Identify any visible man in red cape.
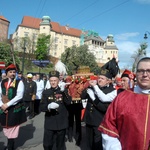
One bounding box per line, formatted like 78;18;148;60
98;57;150;150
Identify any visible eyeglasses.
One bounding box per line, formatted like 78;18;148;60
136;69;150;75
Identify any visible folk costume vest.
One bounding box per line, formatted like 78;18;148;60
0;78;27;127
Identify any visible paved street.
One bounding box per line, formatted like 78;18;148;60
0;112;87;150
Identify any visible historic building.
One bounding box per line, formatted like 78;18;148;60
0;16;10;42
12;15;118;64
83;31;118;64
12;16;81;58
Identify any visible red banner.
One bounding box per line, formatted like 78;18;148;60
0;62;5;69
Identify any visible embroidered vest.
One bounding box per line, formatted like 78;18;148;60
1;78;20;100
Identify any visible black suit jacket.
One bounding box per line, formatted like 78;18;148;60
81;84;115;126
40;86;71;130
23;80;37;101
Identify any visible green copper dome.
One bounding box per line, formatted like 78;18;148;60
107;34;114;42
40;16;51;25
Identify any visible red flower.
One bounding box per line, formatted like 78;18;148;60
75;79;79;84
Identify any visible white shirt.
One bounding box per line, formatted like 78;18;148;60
35;79;44;99
93;85;117;102
45;80;51;90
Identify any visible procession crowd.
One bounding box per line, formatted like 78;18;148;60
0;57;150;150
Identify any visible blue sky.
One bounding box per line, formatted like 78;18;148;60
1;0;150;69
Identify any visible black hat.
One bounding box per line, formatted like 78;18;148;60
101;58;120;78
18;71;22;74
49;71;60;78
100;69;112;79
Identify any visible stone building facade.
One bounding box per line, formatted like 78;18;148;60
12;15;118;64
0;16;10;42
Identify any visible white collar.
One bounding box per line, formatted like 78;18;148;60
134;85;150;94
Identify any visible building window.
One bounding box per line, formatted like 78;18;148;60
24;32;29;37
72;40;76;45
32;33;37;40
55;37;59;43
64;46;67;50
55;44;58;50
64;39;68;45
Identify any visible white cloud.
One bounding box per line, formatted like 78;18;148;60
116;40;150;69
115;32;139;40
116;41;139;68
116;41;139;54
136;0;150;4
114;32;142;68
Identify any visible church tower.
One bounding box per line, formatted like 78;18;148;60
39;16;51;35
104;34;118;61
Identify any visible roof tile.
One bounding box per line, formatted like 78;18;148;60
0;16;9;22
20;16;82;37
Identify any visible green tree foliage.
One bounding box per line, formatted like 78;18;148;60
61;45;100;75
0;42;20;66
35;34;50;60
131;42;147;72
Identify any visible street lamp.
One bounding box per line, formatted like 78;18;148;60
144;31;150;39
22;38;26;74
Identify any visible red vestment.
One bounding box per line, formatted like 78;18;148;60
98;90;150;150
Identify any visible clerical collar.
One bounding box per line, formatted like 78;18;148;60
134;85;150;94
